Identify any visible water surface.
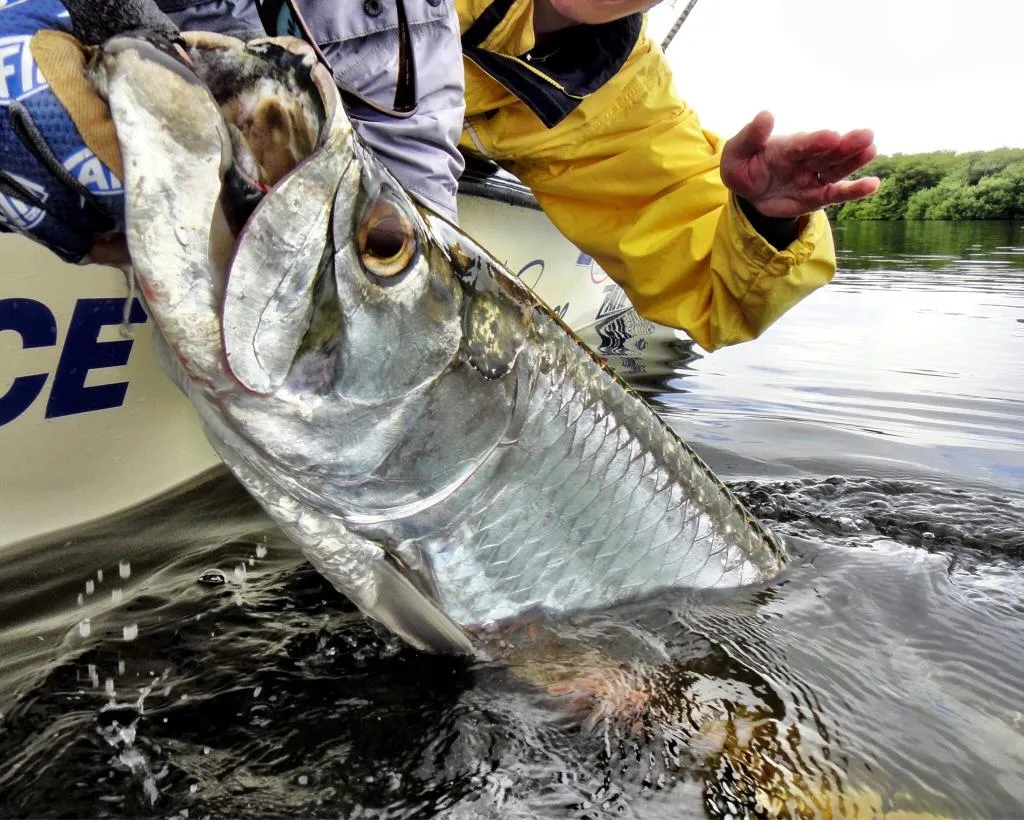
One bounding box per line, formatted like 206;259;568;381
1;221;1023;818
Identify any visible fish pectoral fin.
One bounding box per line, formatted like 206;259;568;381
364;557;477;656
214;449;474;656
301;533;475;657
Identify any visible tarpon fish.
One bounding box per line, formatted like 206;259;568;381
90;34;786;655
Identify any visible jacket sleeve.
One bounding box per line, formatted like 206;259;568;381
503;36;837;353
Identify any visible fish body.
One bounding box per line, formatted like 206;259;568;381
92;34;785;654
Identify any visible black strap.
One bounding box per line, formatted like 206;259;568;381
0;170;49;215
253;0;418;119
7;102;114;230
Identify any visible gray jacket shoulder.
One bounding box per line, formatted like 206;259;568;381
161;0;465;221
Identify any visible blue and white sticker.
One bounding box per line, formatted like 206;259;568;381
63;147;123;196
0;34;47;105
0;172;47;231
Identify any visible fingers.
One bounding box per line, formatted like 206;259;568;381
818;176;881;207
724;119;879;216
804;128;875;170
788;128;877;192
837;128;875;155
782;130;842;164
729;110;775;158
817;144;877;185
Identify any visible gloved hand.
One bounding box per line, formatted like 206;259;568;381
0;0;180;264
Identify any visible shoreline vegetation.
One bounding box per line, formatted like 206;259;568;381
827;148;1024;222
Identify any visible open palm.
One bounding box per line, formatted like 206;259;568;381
721;111;880;219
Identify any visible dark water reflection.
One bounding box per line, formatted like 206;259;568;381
2;222;1024;818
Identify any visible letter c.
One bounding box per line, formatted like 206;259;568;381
0;298;57;426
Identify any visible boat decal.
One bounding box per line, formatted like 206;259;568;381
0;296;148;426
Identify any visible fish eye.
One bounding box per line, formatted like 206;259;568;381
357;190;417;279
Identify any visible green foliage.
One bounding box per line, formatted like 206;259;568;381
829;148;1024;221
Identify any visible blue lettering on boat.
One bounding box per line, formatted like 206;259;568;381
0;296;148;426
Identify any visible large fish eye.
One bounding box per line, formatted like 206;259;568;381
357;188;418;280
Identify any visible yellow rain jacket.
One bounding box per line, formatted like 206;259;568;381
456;0;837;352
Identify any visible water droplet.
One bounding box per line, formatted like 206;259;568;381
105;678;115;696
85;580;95;595
253;686;262;699
118;660;126;675
197;569;227;587
190;783;198;794
77;593;84;606
922;531;936;541
297;775;309;786
255;544;268;559
123;624;139;641
97;569;104;583
78;618;92;638
119;561;131;579
111;588;123;604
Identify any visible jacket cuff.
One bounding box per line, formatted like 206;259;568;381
727;192;822;276
736;196;800;251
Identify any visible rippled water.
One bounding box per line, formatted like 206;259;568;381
2;221;1024;818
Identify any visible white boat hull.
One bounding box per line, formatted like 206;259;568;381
0;189;633;548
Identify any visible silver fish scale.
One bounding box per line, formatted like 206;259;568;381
96;34;785;649
415;309;784;626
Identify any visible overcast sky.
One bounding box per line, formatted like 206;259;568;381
654;0;1023;155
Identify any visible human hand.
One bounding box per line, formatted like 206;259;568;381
0;0;187;265
720;111;880;219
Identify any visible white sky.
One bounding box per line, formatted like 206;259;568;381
656;0;1024;155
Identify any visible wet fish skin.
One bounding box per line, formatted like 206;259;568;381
93;34;476;655
94;34;785;655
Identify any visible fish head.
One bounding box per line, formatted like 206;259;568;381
90;32;537;654
225;112;470;405
92;24;534;429
87;32;340;383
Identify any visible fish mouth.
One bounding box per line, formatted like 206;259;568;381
182;32;334;232
201;36;359;396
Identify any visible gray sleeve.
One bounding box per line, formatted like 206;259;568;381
163;0;264;38
166;0;465;223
